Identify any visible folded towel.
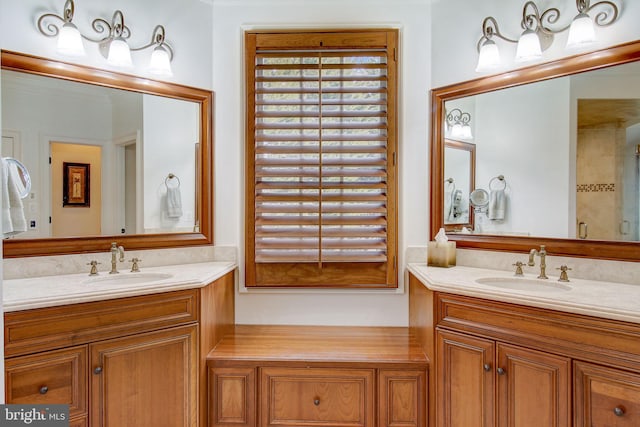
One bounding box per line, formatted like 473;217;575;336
166;186;183;218
488;189;505;220
2;158;27;238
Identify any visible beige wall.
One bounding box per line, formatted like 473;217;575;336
51;142;102;237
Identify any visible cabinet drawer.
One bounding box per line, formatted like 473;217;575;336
5;346;87;419
575;361;640;426
5;289;198;357
260;367;374;427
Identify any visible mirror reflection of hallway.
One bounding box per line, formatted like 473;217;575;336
51;142;102;237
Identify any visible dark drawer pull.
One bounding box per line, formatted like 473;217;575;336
614;406;625;417
39;386;48;395
94;366;103;374
497;367;506;375
313;399;320;406
483;364;491;372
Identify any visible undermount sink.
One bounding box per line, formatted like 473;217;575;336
475;277;571;292
84;272;173;286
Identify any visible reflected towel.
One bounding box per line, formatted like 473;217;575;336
488;189;505;220
166;186;183;218
444;189;453;221
2;158;27;238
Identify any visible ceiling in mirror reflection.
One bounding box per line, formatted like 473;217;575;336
444;60;640;243
1;69;200;240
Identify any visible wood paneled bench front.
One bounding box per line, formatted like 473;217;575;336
207;325;429;427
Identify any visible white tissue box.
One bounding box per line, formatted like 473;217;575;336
427;241;456;268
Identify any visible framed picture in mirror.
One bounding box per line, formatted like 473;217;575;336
63;162;90;207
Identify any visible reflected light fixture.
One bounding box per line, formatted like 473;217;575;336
446;109;473;140
37;0;174;76
475;0;620;73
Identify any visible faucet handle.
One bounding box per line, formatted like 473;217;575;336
512;261;526;276
87;260;101;276
556;265;571;282
130;258;142;273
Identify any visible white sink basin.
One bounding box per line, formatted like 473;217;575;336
475;277;571;292
84;272;173;286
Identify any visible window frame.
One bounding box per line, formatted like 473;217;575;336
244;28;398;288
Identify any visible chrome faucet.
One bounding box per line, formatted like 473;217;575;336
109;242;125;274
528;245;548;279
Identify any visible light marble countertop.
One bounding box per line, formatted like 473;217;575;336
407;263;640;324
3;261;237;312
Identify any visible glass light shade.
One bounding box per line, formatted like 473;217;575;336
515;29;542;62
475;39;501;72
451;123;464;138
148;45;173;76
56;22;85;57
566;13;596;49
107;37;133;67
460;124;473;140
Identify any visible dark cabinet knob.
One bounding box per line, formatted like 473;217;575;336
613;406;625;417
497;367;506;375
94;366;103;374
314;399;320;406
39;386;48;394
483;364;491;372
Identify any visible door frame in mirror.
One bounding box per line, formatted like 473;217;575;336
1;50;213;258
430;40;640;262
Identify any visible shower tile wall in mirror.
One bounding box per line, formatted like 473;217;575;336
444;60;640;243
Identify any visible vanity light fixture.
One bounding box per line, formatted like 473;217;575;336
476;0;620;72
446;109;473;140
37;0;174;76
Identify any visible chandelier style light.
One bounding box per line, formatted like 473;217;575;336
37;0;174;76
446;109;473;140
475;0;620;73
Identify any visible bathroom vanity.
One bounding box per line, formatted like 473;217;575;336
3;262;235;427
408;265;640;427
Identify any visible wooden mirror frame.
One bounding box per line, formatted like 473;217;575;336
443;139;476;232
430;40;640;262
1;50;214;258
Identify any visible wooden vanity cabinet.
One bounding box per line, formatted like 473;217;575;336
436;329;570;427
207;325;428;427
408;273;640;427
574;361;640;427
4;271;235;427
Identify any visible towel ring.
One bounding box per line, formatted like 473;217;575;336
165;173;181;189
4;157;31;199
489;175;506;191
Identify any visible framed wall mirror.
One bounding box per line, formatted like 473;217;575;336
431;40;640;262
1;51;213;257
444;140;475;231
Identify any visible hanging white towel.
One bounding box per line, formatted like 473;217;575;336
166;186;183;218
2;158;27;238
444;188;453;221
488;189;506;220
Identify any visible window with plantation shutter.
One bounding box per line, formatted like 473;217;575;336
245;29;398;288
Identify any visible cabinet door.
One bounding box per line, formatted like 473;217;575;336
379;369;427;427
90;325;198;427
5;345;87;419
209;367;256;427
575;361;640;427
496;343;570;427
437;329;495;427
